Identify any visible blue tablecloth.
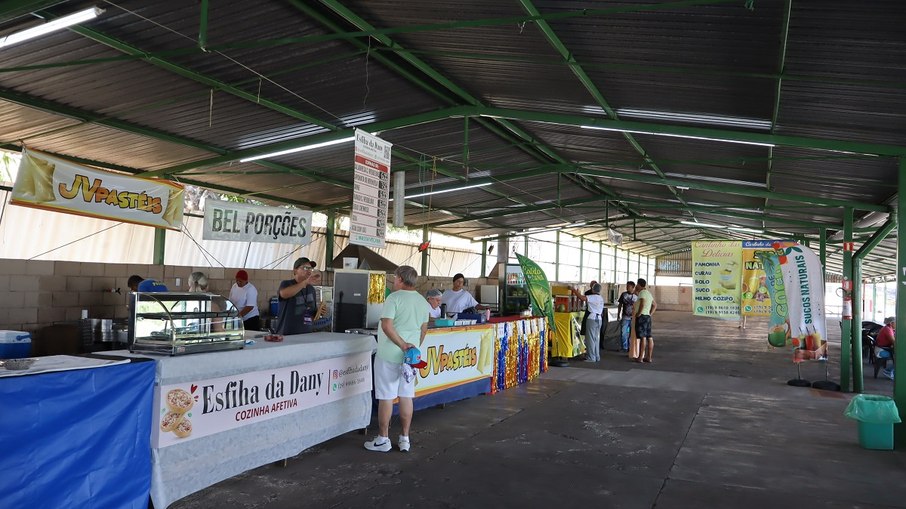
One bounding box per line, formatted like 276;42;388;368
0;359;155;508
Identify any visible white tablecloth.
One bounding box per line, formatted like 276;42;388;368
110;332;376;508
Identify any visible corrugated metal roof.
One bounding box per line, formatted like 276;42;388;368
0;0;903;278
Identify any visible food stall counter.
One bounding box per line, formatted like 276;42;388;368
111;331;375;509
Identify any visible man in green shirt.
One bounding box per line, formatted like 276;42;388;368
634;278;657;363
365;265;428;453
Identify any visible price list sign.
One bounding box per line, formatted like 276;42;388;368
350;130;392;248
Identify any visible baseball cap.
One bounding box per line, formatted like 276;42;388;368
293;257;316;269
404;347;428;369
236;270;249;280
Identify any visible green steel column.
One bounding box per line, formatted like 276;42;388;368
852;258;864;393
819;227;827;268
198;0;209;49
326;209;335;268
613;245;618;283
896;157;906;447
840;207;854;392
421;225;429;277
598;241;603;283
524;235;528;259
153;228;165;265
481;240;488;278
637;253;641;278
579;236;584;284
555;231;560;282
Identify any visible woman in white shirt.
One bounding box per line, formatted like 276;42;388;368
426;288;443;320
440;273;480;314
573;283;604;362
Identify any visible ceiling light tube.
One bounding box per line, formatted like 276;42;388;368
581;125;775;148
728;226;764;234
239;136;355;162
392;182;492;201
0;7;103;49
680;220;725;229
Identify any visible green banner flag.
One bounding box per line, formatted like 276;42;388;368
515;253;556;331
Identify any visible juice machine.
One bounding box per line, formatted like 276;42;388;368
332;269;386;332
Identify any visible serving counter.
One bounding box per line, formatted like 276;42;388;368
112;331;375;509
0;357;155;508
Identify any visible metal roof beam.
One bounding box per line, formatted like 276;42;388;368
0;87;354;190
475;107;906;157
518;0;693;212
314;0;637;217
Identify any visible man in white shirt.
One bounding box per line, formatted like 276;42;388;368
440;273;480;314
229;270;260;331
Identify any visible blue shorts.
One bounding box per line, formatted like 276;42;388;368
635;315;652;338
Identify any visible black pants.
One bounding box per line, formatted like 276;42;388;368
243;316;261;331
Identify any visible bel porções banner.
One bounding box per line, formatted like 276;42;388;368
203;200;313;245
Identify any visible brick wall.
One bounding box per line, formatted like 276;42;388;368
0;260;498;334
0;257;690;334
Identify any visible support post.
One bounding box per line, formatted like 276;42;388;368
326;208;335;269
198;0;209;50
840;207;853;392
481;240;488;278
153;228;165;265
896;157;906;447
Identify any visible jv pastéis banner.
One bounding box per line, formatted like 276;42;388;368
152;351;371;448
11;148;184;229
203;200;313;245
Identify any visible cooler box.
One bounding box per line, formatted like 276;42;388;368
0;330;32;359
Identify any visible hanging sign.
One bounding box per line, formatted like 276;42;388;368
11;148;183;229
350;129;391;249
203;200;312;245
691;240;742;319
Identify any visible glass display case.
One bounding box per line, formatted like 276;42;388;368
129;292;245;356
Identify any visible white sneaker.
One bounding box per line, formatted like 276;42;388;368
364;436;391;452
398;435;411;452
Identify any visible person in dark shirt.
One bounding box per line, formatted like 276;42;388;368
276;257;318;335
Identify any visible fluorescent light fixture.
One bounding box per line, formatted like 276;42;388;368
616;108;772;130
581;125;775;148
391;182;492;201
0;7;103;49
636;169;766;188
681;220;725;229
239;136;355;162
728;226;764;234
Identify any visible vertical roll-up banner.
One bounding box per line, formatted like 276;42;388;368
756;249;791;348
775;242;827;362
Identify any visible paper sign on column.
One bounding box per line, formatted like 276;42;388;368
350;130;392;249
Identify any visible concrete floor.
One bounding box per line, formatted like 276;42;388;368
171;311;904;509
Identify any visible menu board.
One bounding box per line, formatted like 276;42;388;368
350;130;392;248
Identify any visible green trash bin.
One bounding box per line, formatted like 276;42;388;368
844;394;902;450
